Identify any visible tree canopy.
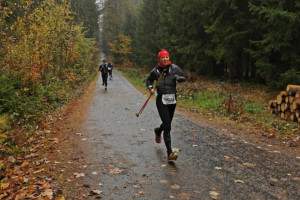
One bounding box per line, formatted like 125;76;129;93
100;0;300;88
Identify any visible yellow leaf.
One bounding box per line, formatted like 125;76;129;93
171;184;181;189
243;163;256;167
235;179;244;183
21;160;29;168
0;182;10;190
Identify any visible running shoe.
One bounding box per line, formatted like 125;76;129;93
168;153;178;161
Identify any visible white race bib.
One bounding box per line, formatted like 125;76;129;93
108;67;112;70
162;94;176;105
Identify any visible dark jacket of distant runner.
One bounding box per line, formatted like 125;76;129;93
99;63;108;74
146;64;186;94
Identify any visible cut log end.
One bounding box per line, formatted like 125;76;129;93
286;85;300;92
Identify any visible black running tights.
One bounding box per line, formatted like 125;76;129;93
102;73;108;87
156;94;176;155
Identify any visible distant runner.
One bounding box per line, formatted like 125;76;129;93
146;50;186;160
108;62;113;79
99;59;109;90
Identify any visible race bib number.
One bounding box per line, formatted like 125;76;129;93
108;67;112;70
162;94;176;105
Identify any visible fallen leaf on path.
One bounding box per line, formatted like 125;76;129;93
134;191;145;197
209;191;219;199
92;172;97;175
178;192;191;199
292;177;300;181
74;173;85;178
0;182;10;190
33;168;44;174
98;183;103;186
235;180;244;183
269;178;278;182
0;194;8;199
224;156;230;160
23;177;29;183
90;190;102;195
170;195;176;199
133;184;142;189
190;129;196;133
102;155;111;159
192;145;198;147
215;167;222;170
161;164;167;167
243;163;256;167
109;168;123;174
8;156;16;163
172;148;180;152
21;160;30;168
15;190;28;200
41;189;53;199
171;184;181;189
160;179;168;184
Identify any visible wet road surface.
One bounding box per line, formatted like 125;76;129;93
78;71;300;200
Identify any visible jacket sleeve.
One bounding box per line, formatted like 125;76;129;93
99;64;102;71
174;65;186;83
146;68;160;90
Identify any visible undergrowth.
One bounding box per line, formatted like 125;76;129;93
116;66;299;138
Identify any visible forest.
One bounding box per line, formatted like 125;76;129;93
0;0;100;131
0;0;299;138
100;0;300;88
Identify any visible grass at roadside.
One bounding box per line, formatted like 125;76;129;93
116;66;299;139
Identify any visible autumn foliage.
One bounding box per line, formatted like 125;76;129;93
0;0;98;127
0;0;99;198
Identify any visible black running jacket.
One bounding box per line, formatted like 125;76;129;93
146;64;186;94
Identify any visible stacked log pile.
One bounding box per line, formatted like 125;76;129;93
268;85;300;124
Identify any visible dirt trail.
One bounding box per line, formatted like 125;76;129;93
46;71;300;200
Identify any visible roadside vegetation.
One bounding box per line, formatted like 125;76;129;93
116;66;299;139
0;1;100;198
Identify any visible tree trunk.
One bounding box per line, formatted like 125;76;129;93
288;96;295;103
296;110;300;118
289;112;296;122
284;111;291;120
269;87;300;123
281;103;286;112
286;85;300;92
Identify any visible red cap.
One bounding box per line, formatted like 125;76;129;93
158;50;169;58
